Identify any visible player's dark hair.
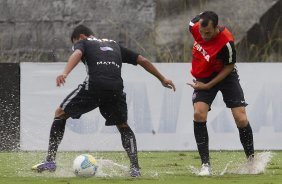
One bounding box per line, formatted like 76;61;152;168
71;25;94;43
199;11;218;28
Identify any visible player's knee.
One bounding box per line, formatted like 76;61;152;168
194;110;207;122
55;107;66;119
116;123;129;129
234;116;248;128
232;107;248;127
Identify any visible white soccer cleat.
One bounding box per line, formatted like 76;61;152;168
198;163;211;176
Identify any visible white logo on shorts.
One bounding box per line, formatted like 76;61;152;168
100;47;113;51
192;92;197;101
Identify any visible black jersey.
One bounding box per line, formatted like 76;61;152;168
73;37;139;90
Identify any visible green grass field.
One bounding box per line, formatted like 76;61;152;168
0;151;281;184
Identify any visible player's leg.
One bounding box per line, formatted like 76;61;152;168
99;90;140;177
31;107;68;172
231;106;254;159
192;85;218;176
116;123;140;177
193;102;210;165
32;83;98;172
46;107;69;162
220;71;254;159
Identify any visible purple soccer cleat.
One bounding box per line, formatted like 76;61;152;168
130;168;141;177
32;161;57;172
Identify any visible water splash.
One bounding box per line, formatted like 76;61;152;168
188;165;200;175
95;159;128;177
17;158;129;178
188;152;273;176
219;162;231;175
224;152;273;175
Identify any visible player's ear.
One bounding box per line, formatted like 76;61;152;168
79;34;87;40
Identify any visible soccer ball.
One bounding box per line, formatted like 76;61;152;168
73;154;98;177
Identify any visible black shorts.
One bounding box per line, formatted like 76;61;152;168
60;83;127;126
192;70;248;109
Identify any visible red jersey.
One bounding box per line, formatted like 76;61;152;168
190;22;234;78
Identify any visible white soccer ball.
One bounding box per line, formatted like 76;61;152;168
73;154;98;177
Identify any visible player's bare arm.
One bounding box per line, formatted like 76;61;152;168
56;49;82;87
187;64;234;90
136;55;176;91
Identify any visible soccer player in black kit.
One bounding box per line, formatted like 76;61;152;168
32;25;176;177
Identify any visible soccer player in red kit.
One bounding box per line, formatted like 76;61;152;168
187;11;255;176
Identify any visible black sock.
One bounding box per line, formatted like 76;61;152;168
46;118;66;162
118;126;139;169
238;122;254;158
194;121;210;165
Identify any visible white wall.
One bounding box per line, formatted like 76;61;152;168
20;63;282;151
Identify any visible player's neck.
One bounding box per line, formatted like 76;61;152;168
212;28;220;38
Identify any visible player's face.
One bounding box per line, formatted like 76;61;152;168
199;20;217;41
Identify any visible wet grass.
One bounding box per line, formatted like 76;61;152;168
0;151;281;184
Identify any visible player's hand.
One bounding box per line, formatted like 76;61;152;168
56;74;67;87
162;78;176;91
187;79;210;90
